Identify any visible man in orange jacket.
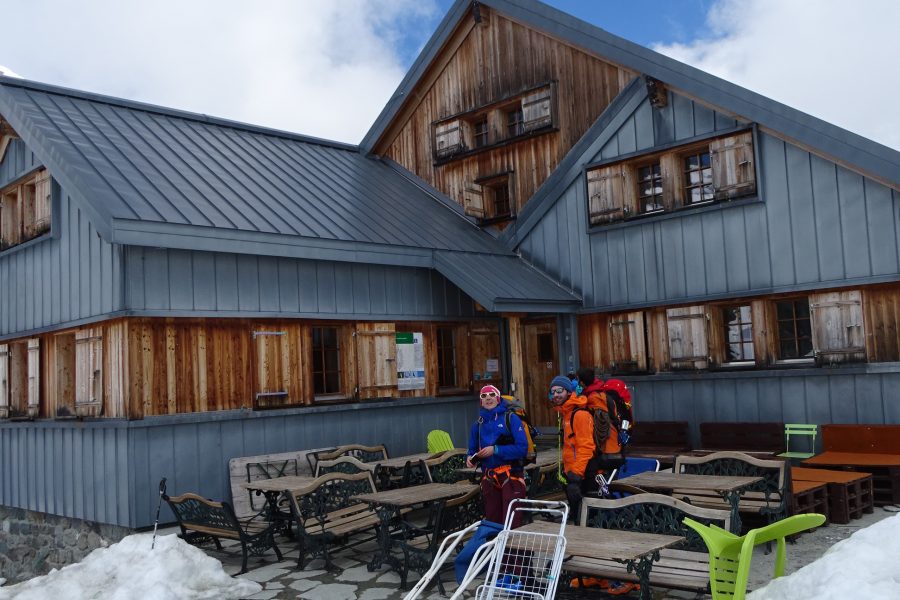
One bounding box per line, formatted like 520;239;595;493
547;374;594;518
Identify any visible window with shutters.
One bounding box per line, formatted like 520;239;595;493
312;326;342;396
465;175;515;224
809;291;866;364
436;326;458;389
774;298;813;361
585;130;756;228
720;305;755;364
75;329;103;416
0;168;52;251
431;83;556;163
666;306;709;370
608;312;648;373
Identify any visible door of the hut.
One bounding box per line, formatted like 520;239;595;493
523;320;558;427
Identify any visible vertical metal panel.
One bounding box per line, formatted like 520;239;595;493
237;254;261;312
682;216;707;296
278;258;300;312
633;100;654;150
606;230;628;306
693;102;716;136
0;190;123;336
660;219;686;298
671;93;695;140
722;209;750;292
168;251;193;310
257;256;280;312
624;227;646;303
785;145;819;283
865;180;899;275
854;373;885;423
652;98;675;146
810;155;844;281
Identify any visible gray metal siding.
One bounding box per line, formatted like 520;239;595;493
0;137;42;187
626;365;900;448
0;397;477;527
520;111;900;309
0;189;124;337
124;247;480;319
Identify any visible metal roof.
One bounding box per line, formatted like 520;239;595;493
361;0;900;192
0;76;580;313
0;76;504;255
434;251;580;312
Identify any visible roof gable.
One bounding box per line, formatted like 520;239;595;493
363;0;900;193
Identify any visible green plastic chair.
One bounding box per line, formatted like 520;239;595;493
427;429;455;454
683;513;826;600
778;424;818;460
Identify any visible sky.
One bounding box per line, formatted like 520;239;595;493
1;0;898;152
1;515;899;598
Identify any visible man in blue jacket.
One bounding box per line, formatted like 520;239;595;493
466;384;529;527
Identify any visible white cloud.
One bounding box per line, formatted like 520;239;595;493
0;0;437;144
654;0;900;151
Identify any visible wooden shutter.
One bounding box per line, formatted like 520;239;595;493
710;131;755;200
75;329;103;417
0;344;8;418
435;120;463;158
810;290;865;364
666;306;709;370
33;170;51;235
253;329;291;408
587;165;631;224
355;323;398;400
608;312;647;372
463;184;485;218
27;338;39;417
522;87;552;131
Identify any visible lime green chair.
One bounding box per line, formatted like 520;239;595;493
778;424;818;460
683;513;826;600
426;429;455;454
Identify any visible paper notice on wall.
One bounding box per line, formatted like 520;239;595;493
396;332;425;390
486;358;499;373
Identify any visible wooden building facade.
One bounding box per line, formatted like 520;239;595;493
3;0;900;529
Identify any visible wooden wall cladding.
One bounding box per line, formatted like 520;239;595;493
863;284;900;362
377;7;634;214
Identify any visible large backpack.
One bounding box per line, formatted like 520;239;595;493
569;403;615;460
496;395;538;465
602;380;634;448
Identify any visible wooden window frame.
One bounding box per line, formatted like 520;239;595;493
506;105;524;137
718;304;755;366
311;325;345;399
635;161;665;215
0;168;52;252
773;297;814;363
585;129;757;229
681;148;715;206
472;116;489;148
436;326;459;391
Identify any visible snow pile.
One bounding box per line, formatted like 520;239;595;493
0;533;262;600
749;513;900;599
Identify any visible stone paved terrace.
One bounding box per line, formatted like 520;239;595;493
162;508;894;599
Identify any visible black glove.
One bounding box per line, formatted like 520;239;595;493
565;472;582;484
565;481;583;507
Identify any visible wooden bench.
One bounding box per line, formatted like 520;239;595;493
696;421;785;456
163;491;282;574
567;494;731;594
317;443;389;463
803;424;900;505
627;421;692;468
674;451;790;527
282;471;385;570
792;466;874;523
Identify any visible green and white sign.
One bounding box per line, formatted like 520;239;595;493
396;332;425;391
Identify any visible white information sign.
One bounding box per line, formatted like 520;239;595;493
486;358;499;373
396;332;425;390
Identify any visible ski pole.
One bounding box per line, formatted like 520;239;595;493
151;477;167;550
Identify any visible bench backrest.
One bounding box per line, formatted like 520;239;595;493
580;494;730;552
675;451;788;511
425;449;468;483
630;421;691;449
699;422;785;452
165;492;240;534
315;456;374;477
822;424;900;454
229;448;329;518
285;471;377;524
317;444;389;463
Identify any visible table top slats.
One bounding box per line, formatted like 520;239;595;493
616;471;762;491
353;482;477;507
517;521;683;562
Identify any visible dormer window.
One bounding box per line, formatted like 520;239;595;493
473;117;489;148
1;168;52;251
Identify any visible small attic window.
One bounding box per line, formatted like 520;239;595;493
0;168;52;251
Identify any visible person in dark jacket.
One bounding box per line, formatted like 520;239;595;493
466;384;529;526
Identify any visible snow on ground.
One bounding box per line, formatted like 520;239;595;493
0;533;261;600
749;512;900;599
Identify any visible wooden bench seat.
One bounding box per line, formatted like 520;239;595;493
802;424;900;505
674;451;789;526
283;471;397;570
570;494;731;594
164;491;282;574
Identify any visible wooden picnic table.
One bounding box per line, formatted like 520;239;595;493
353;482;477;573
371;452;442;488
518;521;683;600
615;471;762;532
